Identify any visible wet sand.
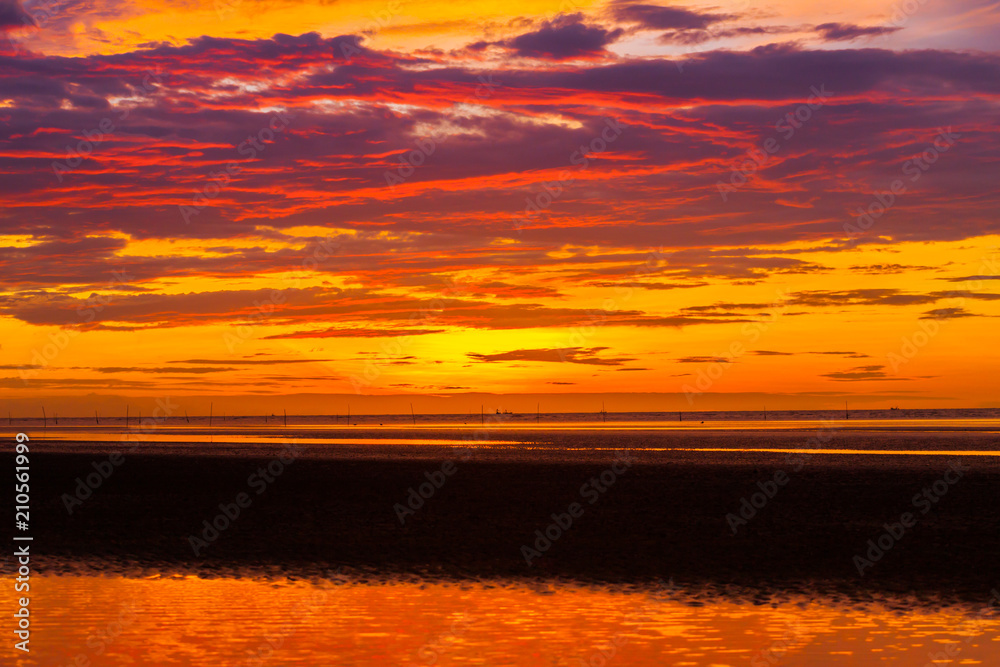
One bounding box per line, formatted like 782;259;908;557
7;428;1000;608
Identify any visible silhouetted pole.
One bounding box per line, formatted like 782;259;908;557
126;405;129;428
764;405;767;421
209;403;212;427
481;405;484;425
284;409;287;428
95;410;100;425
537;403;540;423
845;402;849;420
410;403;416;425
42;406;46;429
679;411;682;422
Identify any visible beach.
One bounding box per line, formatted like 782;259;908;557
4;419;1000;664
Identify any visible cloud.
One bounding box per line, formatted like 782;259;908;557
609;2;730;31
169;358;331;365
501;15;624;60
264;327;447;339
0;0;32;30
942;275;1000;282
675;356;732;363
786;289;1000;308
849;264;936;274
820;364;905;381
920;307;978;319
816;23;901;41
468;346;635;366
87;366;236;374
809;351;871;358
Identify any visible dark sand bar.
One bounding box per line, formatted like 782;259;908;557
9;426;1000;608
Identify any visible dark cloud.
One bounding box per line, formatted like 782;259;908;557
502;15;624;60
609;2;730;31
265;327;447;339
82;366;232;373
942;275;1000;282
816;23;901;41
920;307;978;319
849;264;936;274
0;0;32;30
820;364;902;381
809;351;871;358
674;356;732;363
169;358;331;365
468;346;634;366
786;289;1000;308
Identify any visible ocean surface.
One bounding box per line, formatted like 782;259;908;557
3;411;1000;665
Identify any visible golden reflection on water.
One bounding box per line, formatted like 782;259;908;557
4;575;1000;666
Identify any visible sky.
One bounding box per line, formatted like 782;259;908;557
1;0;999;413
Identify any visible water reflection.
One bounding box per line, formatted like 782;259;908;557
5;574;1000;666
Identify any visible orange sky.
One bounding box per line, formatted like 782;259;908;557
2;0;999;412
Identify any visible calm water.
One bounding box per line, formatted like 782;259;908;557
3;573;1000;666
5;414;1000;664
